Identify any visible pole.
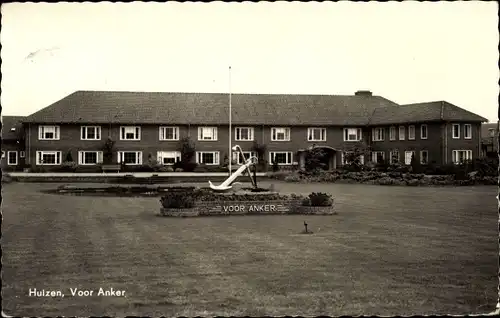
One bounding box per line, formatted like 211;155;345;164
229;66;232;177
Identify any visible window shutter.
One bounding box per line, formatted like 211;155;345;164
214;128;218;140
55;126;60;139
96;127;101;140
97;151;103;164
56;152;61;164
117;152;121;163
138;152;142;165
198;128;202;140
39;126;44;139
357;128;362;140
36;151;40;164
78;151;83;165
81;127;85;139
272;128;276;141
285;128;290;140
136;127;140;139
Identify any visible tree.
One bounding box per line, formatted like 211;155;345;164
410;152;422;173
178;136;197;171
102;137;115;164
64;150;74;162
305;147;328;173
251;142;268;171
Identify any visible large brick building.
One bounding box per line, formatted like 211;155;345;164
1;90;488;171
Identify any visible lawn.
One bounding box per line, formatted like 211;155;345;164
1;182;498;316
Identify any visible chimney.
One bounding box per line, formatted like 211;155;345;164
355;90;372;96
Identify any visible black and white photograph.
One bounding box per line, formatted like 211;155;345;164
1;1;499;316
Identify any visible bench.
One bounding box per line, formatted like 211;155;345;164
101;164;121;173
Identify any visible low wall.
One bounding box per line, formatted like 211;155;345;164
160;200;336;217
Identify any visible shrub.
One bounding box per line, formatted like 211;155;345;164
267;171;293;181
122;164;155;172
29;166;46;173
472;157;498;177
160;192;196;209
74;165;103;173
272;160;279;172
175;168;184;172
57;161;78;172
2;173;13;184
284;173;302;182
160;166;174;172
308;192;333;206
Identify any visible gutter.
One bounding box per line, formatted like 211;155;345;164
441;101;447;164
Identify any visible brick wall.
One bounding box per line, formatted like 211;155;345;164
23;122;482;168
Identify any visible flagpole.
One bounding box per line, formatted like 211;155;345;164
229;66;232;176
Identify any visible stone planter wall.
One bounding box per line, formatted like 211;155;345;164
160;199;335;217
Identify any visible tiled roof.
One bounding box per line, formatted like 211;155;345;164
1;115;25;140
369;101;487;125
22;91;487;126
23;91;399;126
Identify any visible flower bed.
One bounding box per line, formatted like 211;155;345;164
159;190;336;217
267;170;497;186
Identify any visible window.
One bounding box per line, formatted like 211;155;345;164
38;125;60;140
452;124;460;139
157;151;181;165
488;128;496;137
464;124;472;139
10;128;15;132
120;126;141;140
78;151;103;165
159;127;179;141
372;128;385;141
271;127;290;141
341;152;364;165
371;151;385;163
404;151;415;165
399;126;405;141
389;150;399;164
389;126;396;141
408;125;415;140
235;127;254;141
117;151;142;165
20;151;26;158
420;150;428;165
7;151;18;165
420;124;428;140
452;150;472;164
196;151;220;165
198;127;218;141
81;126;101;140
233;151;257;165
269;152;293;165
36;151;62;165
307;128;326;141
343;128;362;141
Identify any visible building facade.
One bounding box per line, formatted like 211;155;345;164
481;123;498;158
1;90;488;171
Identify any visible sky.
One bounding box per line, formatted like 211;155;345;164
1;1;498;122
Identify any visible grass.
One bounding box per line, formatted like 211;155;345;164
1;181;498;316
